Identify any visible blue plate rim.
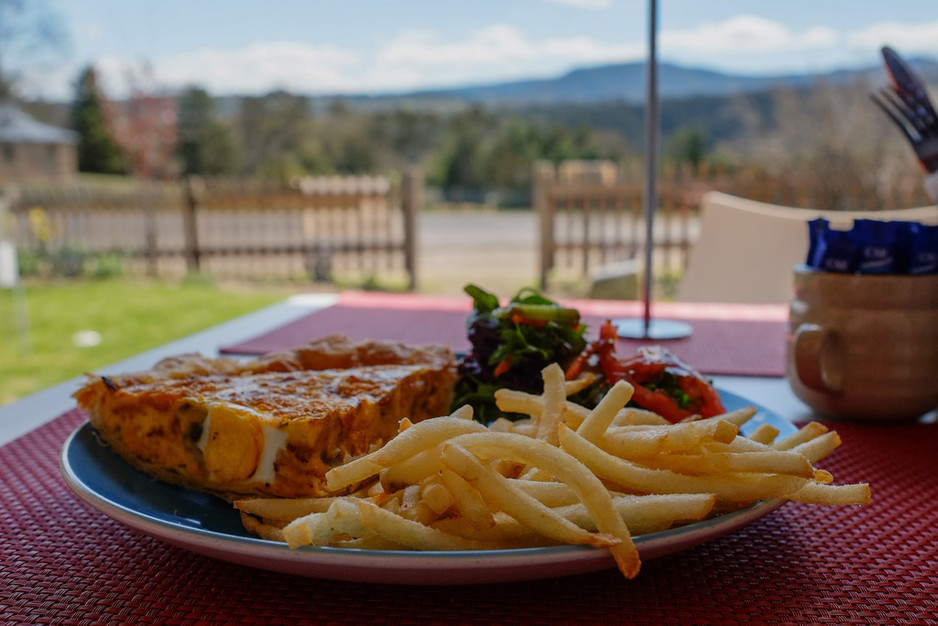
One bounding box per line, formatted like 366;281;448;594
59;388;794;583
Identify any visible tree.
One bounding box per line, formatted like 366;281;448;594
175;86;238;176
732;82;915;210
237;90;311;177
665;126;708;169
430;106;489;192
108;64;178;180
70;66;125;174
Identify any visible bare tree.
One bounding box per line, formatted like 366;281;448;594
728;80;922;210
108;64;179;180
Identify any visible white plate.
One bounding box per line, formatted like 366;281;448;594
60;389;793;585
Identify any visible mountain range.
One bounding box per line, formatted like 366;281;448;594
336;57;938;109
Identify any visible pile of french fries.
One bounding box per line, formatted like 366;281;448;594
235;364;870;579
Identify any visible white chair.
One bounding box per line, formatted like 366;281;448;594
676;191;938;304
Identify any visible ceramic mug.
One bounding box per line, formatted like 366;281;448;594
787;264;938;421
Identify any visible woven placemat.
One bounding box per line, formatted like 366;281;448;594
2;409;934;624
220;292;789;377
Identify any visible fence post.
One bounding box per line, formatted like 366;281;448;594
401;168;422;292
140;182;158;277
183;176;203;274
534;161;555;291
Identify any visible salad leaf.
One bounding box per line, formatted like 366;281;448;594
454;284;588;422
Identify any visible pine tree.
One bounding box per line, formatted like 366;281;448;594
176;86;238;176
71;66;125;174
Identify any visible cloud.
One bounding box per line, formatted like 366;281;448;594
544;0;612;8
372;24;636;76
58;14;938;100
845;19;938;55
660;15;838;55
95;42;362;96
93;23;636;96
363;24;638;91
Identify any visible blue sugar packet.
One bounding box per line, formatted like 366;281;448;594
899;223;938;274
807;218;858;273
853;219;899;274
807;218;937;274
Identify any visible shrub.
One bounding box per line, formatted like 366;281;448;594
16;249;42;277
91;252;125;279
50;246;88;278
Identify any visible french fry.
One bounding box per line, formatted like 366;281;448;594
700;435;774;453
494;386;592;430
235;496;337;522
430;513;558;547
512;479;581;507
774;421;829;451
576;380;634;443
439;467;496;529
611;408;669;426
448;430;641;578
332;535;407;550
239;511;286;542
441;442;619;549
690;405;758;427
565;374;597;395
421;477;455;515
357;500;494;551
641;449;815;478
598;418;737;458
534;364;568;445
325;414;486;491
558;493;717;535
282;511;335;548
379;443;445;486
791;431;842;463
786;481;871;505
559;424;809;504
747;423;780;445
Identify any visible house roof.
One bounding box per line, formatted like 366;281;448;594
0;102;78;145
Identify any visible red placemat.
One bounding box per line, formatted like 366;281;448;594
2;409;935;624
220;291;789;377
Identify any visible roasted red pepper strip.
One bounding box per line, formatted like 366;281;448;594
509;313;549;328
566;320;725;423
493;356;512;377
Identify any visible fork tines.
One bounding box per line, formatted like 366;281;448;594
871;86;938;142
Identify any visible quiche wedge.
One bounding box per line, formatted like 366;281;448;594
73;337;457;499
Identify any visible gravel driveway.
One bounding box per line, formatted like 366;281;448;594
418;209;540;297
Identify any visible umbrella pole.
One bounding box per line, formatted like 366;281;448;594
615;0;691;340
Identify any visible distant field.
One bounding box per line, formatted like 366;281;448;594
0;278;289;406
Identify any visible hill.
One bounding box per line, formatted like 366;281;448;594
326;57;938;110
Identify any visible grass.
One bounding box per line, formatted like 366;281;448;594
0;278;290;406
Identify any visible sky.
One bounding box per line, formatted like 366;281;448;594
22;0;938;100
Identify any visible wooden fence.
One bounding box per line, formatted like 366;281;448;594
8;171;421;290
7;159;934;294
535;159;936;292
535;161;698;292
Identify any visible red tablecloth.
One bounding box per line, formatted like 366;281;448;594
221;292;790;377
2;406;935;624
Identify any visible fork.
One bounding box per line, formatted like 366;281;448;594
871;86;938;172
870;47;938;200
882;46;938;132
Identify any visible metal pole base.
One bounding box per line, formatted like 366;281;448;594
613;318;693;340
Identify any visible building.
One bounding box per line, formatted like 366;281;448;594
0;102;78;184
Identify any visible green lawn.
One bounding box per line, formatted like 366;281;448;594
0;279;289;406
